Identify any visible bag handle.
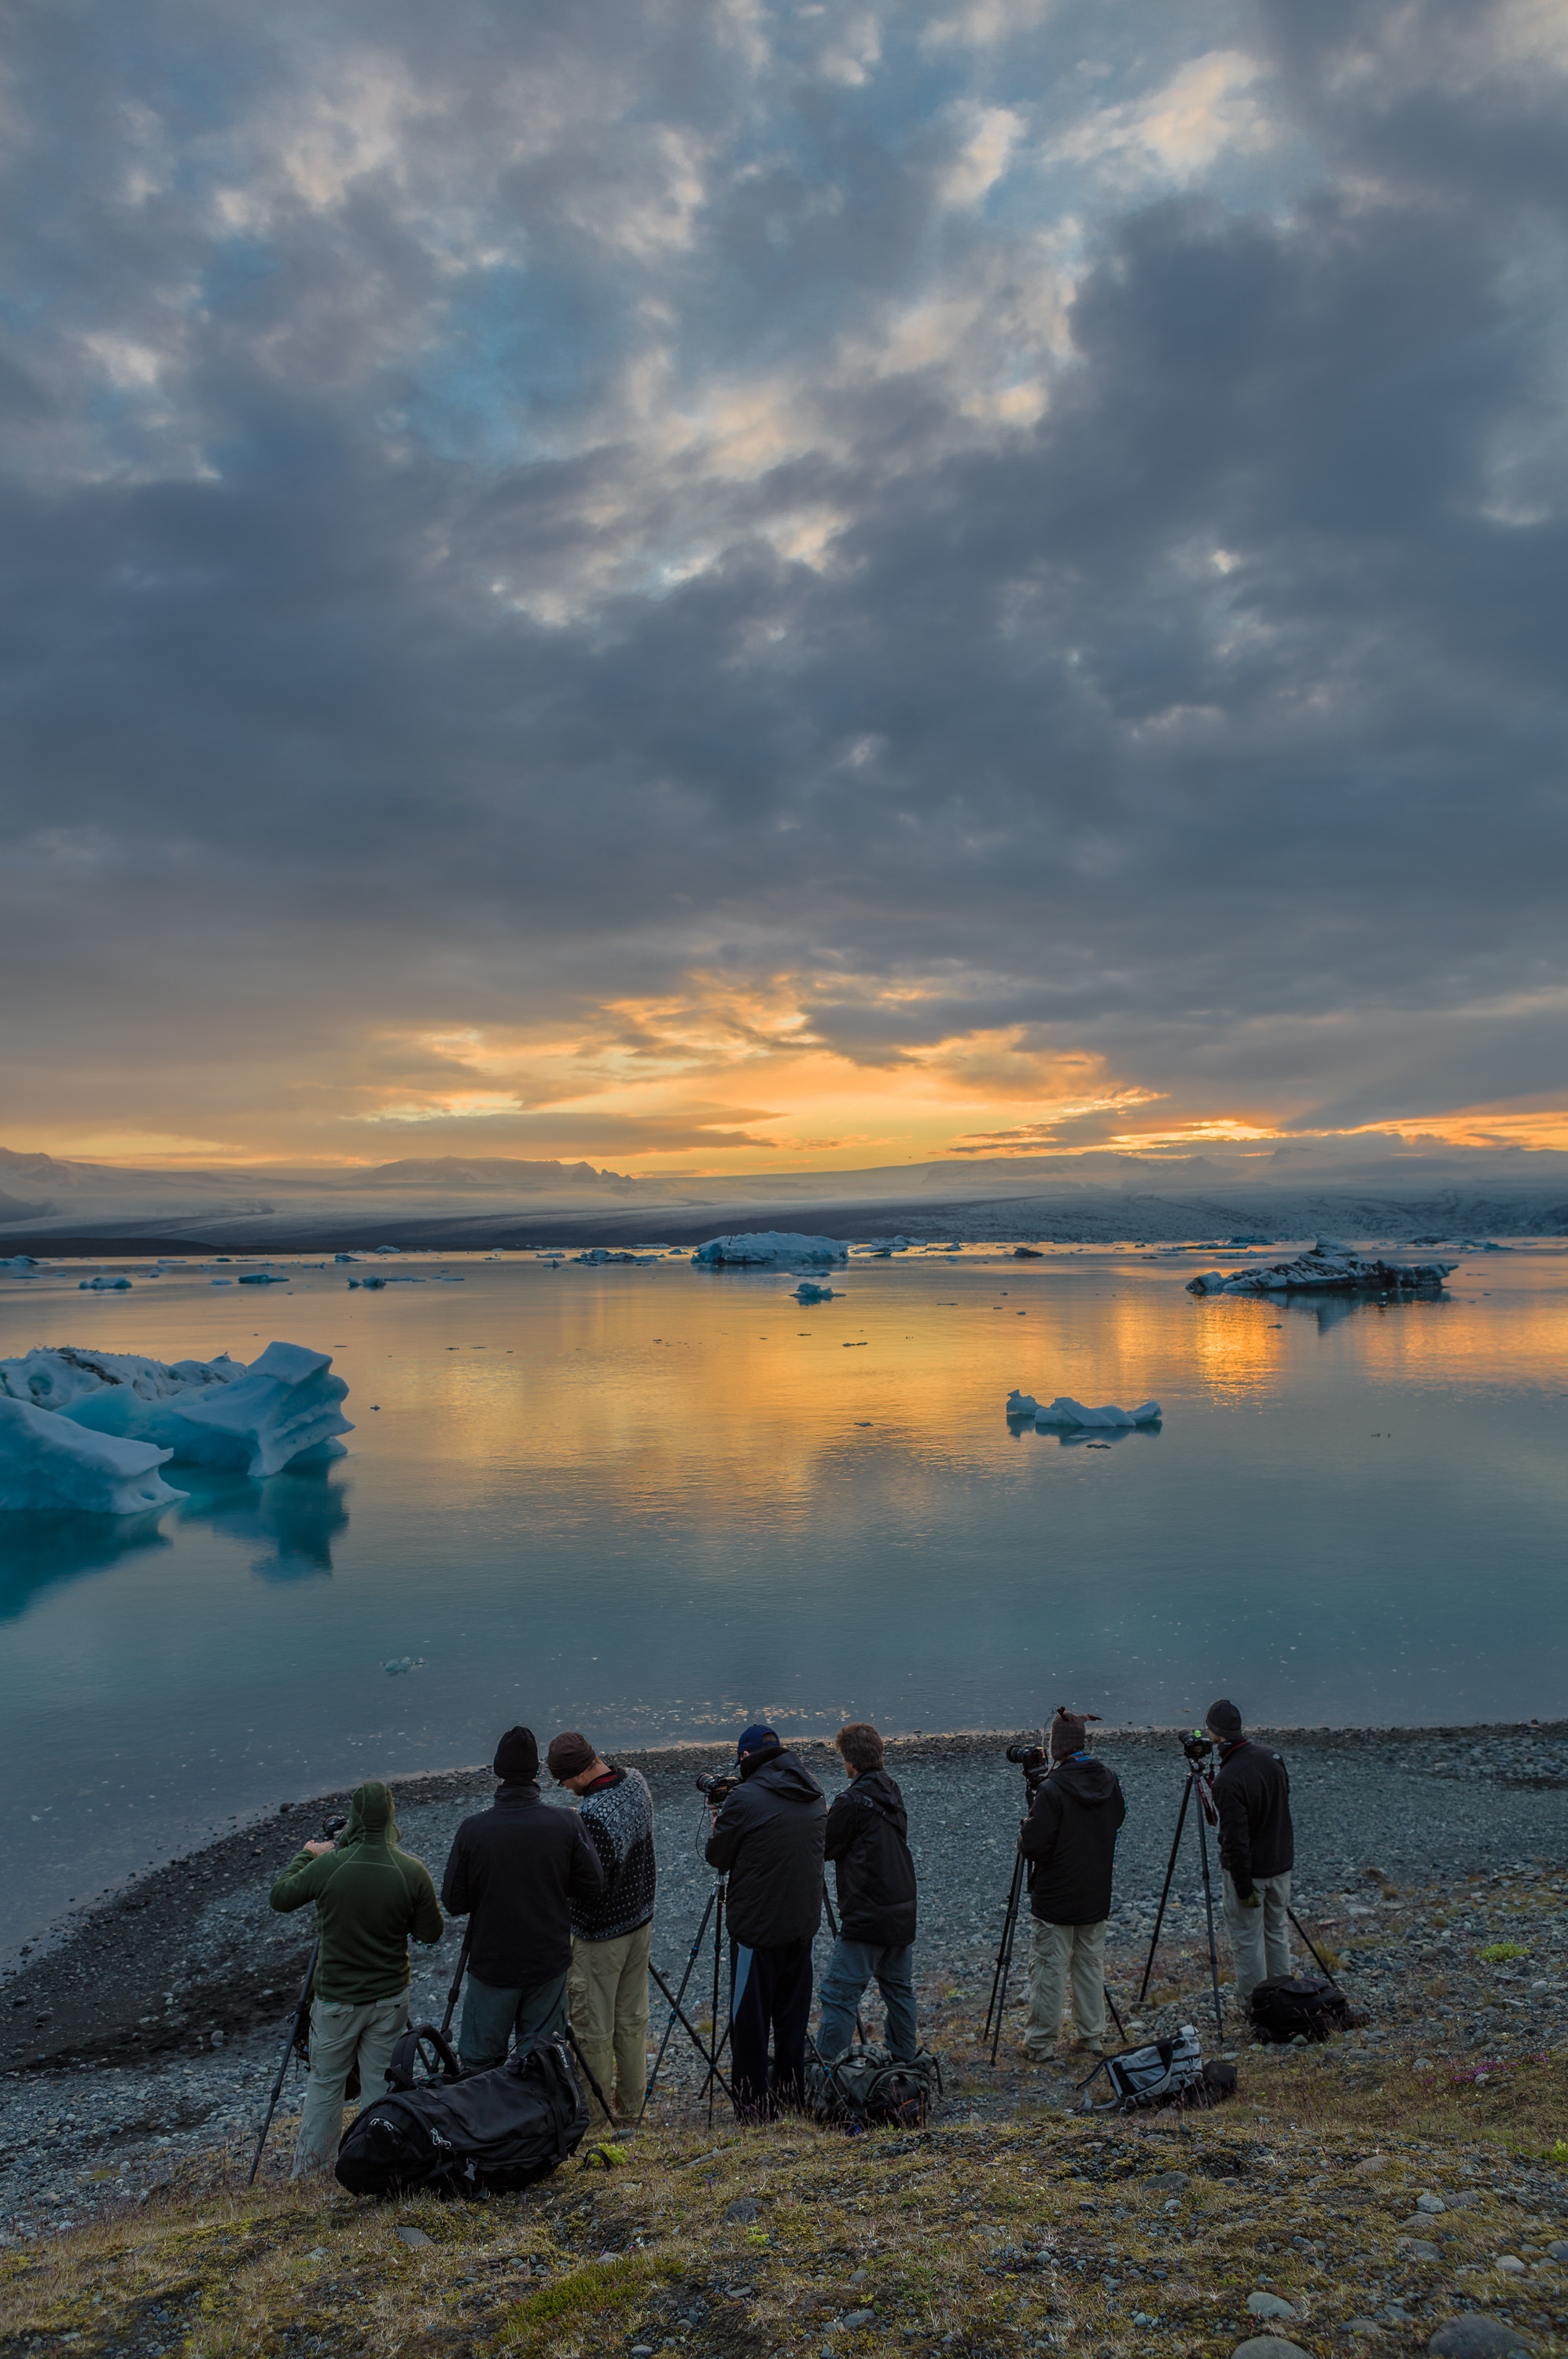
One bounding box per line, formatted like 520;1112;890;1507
385;2021;463;2092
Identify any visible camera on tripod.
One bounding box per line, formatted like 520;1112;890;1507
1181;1730;1216;1764
323;1812;348;1838
1004;1741;1049;1793
695;1770;738;1807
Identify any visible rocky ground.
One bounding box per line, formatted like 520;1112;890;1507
2;1724;1566;2255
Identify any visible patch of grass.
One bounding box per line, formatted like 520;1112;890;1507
1479;1941;1531;1961
502;2252;681;2353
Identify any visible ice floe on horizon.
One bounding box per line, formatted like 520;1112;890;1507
692;1232;850;1268
1186;1239;1456;1297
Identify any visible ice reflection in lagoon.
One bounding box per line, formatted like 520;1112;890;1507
2;1242;1566;1947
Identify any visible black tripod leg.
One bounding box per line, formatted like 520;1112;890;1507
646;1963;734;2106
985;1846;1029;2066
1194;1790;1225;2047
248;1941;318;2187
561;2022;615;2124
439;1923;473;2043
1139;1776;1193;2004
707;1882;726;2127
639;1886;719;2124
1102;1983;1126;2044
1287;1906;1334;1981
981;1844;1025;2049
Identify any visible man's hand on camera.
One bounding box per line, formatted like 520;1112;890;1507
303;1838;335;1857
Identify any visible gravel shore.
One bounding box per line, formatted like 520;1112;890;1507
4;1720;1566;2245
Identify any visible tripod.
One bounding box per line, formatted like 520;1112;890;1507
1137;1752;1226;2045
640;1877;734;2125
981;1779;1126;2067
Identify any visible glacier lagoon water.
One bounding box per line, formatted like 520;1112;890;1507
2;1243;1566;1949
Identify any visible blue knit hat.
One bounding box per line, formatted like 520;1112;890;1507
737;1723;779;1760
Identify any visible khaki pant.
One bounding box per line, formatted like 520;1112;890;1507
1222;1870;1292;1999
292;1991;407;2176
1025;1918;1106;2058
567;1921;651;2123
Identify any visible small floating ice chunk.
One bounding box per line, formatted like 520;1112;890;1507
333;1252;357;1264
792;1282;839;1304
0;1396;187;1515
1009;1391;1161;1428
693;1231;849;1268
237;1272;287;1286
79;1275;132;1290
384;1656;418;1676
6;1254;39;1269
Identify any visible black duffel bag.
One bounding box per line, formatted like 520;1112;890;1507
1249;1975;1352;2044
335;2027;588;2196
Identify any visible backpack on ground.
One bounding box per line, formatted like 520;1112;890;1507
1079;2024;1205;2113
806;2044;943;2129
1249;1976;1351;2045
334;2029;588;2196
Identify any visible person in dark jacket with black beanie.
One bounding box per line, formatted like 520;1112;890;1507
441;1726;604;2070
1019;1709;1126;2063
1206;1698;1294;1999
816;1722;918;2062
705;1723;826;2119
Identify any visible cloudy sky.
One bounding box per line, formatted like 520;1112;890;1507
2;0;1566;1174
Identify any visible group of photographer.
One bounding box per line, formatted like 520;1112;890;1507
269;1693;1293;2169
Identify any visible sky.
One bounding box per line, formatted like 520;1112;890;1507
2;0;1566;1176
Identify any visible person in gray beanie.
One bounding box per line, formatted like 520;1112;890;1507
440;1725;604;2069
1205;1698;1294;2000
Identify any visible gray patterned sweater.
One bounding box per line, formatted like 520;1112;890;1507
572;1767;657;1941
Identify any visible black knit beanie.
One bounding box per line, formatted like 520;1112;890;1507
1205;1698;1242;1740
494;1725;539;1782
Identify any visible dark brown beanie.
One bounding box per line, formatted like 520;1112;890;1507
547;1731;597;1781
493;1725;539;1782
1051;1707;1099;1760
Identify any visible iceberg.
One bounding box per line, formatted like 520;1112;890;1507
1186;1239;1456;1297
572;1247;658;1264
692;1232;850;1269
79;1275;132;1290
1007;1390;1161;1428
237;1271;288;1286
792;1282;840;1303
0;1396;187;1515
0;1341;352;1479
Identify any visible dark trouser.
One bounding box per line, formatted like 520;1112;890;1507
458;1969;569;2071
728;1936;813;2122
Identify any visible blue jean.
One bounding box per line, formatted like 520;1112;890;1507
816;1938;918;2063
458;1968;569;2071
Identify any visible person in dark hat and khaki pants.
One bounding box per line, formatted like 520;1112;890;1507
1206;1698;1294;2000
1019;1709;1125;2064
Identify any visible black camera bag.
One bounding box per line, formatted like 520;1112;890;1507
334;2030;588;2196
806;2044;942;2130
1249;1976;1351;2044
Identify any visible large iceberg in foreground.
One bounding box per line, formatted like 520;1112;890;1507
0;1396;188;1515
1186;1240;1456;1297
692;1231;850;1268
0;1341;352;1481
1007;1390;1162;1428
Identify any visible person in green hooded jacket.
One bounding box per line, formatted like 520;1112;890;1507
270;1779;443;2174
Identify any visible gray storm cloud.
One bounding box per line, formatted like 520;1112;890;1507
1;0;1565;1159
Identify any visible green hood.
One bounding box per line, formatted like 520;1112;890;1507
344;1779;398;1847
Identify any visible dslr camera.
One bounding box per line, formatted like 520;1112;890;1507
695;1770;738;1807
1181;1729;1216;1764
1004;1741;1049;1794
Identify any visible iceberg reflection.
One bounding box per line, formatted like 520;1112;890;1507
175;1464;350;1582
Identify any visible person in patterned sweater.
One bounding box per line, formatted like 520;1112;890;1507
547;1731;657;2122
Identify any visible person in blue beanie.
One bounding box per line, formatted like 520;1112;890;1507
704;1724;826;2118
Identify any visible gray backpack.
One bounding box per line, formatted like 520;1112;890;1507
1078;2024;1205;2113
806;2043;943;2129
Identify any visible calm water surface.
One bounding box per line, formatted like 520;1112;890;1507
2;1245;1566;1949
